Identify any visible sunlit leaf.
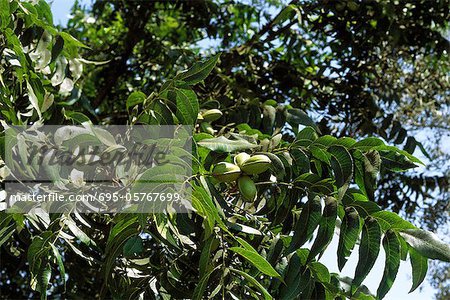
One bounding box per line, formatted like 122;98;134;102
399;229;450;262
230;244;281;278
126;91;146;110
175;54;221;85
288;196;322;252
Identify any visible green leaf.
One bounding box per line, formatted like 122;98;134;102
175;53;220;85
308;196;337;261
415;140;432;160
408;247;428;293
399;229;450;262
28;233;53;266
353;289;376;300
264;152;286;179
28;232;54;300
296;248;310;265
290;148;310;175
126;91;146;110
104;217;139;283
192;184;220;239
5;28;27;69
337;207;362;271
26;80;42;118
286;109;321;134
197;136;257;152
171;88;199;125
59;32;89;49
377;231;400;299
376;145;424;165
336;275;375;298
399;234;409;261
90;126;116;147
309;261;331;283
371;211;416;231
36;264;51;300
335;137;357;148
288;196;322;252
266;237;284;266
123;236;144;257
235;237;258;252
313;135;338;147
193;266;220;300
51;35;64;63
310;145;331;165
296;126;319;140
294;173;334;194
107;217;139;248
352;217;381;289
131;164;188;197
144;99;174;125
50;244;66;289
346;200;381;217
65;216;95;246
0;224;15;247
353;150;379;201
351;137;385;151
279;258;311;300
199;237;215;276
328;145;353;187
273;4;302;25
0;0;10;29
229;247;281;278
36;0;53;24
378;149;418;172
229;268;273;300
295;126;319;145
198;177;229;231
63;110;91;124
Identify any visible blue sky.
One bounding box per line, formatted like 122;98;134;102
49;0;91;25
47;1;440;299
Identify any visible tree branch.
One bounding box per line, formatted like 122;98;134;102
92;5;153;109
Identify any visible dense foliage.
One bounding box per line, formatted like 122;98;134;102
64;0;450;228
1;0;449;299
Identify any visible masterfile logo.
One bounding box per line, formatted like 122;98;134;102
2;124;193;213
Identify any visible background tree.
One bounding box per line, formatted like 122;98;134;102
65;0;449;226
65;2;450;294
